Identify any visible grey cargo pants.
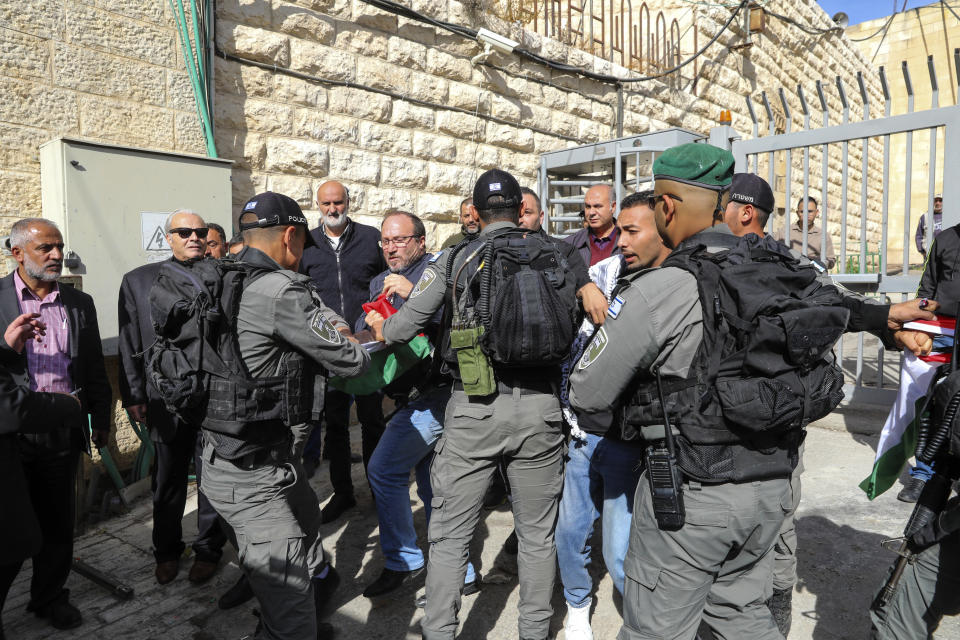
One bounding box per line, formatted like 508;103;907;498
421;387;564;640
773;444;804;591
618;474;792;640
870;531;960;639
201;438;325;640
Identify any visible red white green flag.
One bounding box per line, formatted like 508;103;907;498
859;352;940;499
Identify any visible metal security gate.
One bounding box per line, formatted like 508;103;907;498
731;56;960;404
539;128;701;236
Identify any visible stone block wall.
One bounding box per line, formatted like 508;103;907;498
215;0;887;252
0;1;208;465
0;0;892;463
847;6;960;268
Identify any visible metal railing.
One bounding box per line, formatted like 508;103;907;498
525;0;696;77
731;53;960;404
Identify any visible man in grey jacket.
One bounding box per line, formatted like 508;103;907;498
571;145;791;639
366;170;571;640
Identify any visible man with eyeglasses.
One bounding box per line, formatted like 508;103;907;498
299;181;387;523
118;209;227;587
357;211;481;603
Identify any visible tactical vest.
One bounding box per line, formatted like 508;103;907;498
148;260;324;445
619;232;849;483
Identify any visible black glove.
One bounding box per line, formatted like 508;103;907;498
909;496;960;552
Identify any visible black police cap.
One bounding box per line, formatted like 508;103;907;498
238;191;316;247
729;173;775;215
473;169;522;211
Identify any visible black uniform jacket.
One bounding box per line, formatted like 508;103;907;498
918;223;960;309
118;260;184;443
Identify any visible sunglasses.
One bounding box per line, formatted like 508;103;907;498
169;227;209;239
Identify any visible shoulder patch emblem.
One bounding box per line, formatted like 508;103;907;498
310;310;342;344
578;327;608;370
411;269;437;298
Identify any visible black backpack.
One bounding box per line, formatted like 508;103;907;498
623;232;850;463
147;258;316;434
452;229;579;368
667;232;849;436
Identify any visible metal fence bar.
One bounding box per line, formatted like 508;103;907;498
746;96;759;173
856;71;871;387
798;85;811;258
927;56;940;263
835;76;849;378
762;91;775;234
779;87;793;247
880;67;891;278
816;80;830;280
837;77;849;279
903;62;915;278
878;66;893;389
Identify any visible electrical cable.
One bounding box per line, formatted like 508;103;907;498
361;0;477;39
942;0;960;24
170;0;218;157
847;12;897;42
358;0;624;82
763;7;843;36
216;49;582;143
357;0;743;85
865;0;908;63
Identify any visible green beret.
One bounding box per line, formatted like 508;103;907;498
653;143;734;191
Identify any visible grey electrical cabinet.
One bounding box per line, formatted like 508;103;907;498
40;138;233;354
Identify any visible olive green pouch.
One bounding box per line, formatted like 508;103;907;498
450;325;496;397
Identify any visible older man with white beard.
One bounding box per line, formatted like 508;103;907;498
299;181;387;523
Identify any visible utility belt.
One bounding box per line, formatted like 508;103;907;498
208;444;289;470
452;375;555;397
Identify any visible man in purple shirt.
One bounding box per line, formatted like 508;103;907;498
563;184;620;267
0;218;111;632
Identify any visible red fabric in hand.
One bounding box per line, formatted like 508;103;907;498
362;294;398;318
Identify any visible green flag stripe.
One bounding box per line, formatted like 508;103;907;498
859;395;924;500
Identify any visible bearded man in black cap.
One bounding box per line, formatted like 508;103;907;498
365;169;579;640
199;191;370;640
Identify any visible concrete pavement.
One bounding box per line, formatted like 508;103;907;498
3;413;958;639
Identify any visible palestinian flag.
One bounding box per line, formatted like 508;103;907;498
903;315;956;336
859;352;940;499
